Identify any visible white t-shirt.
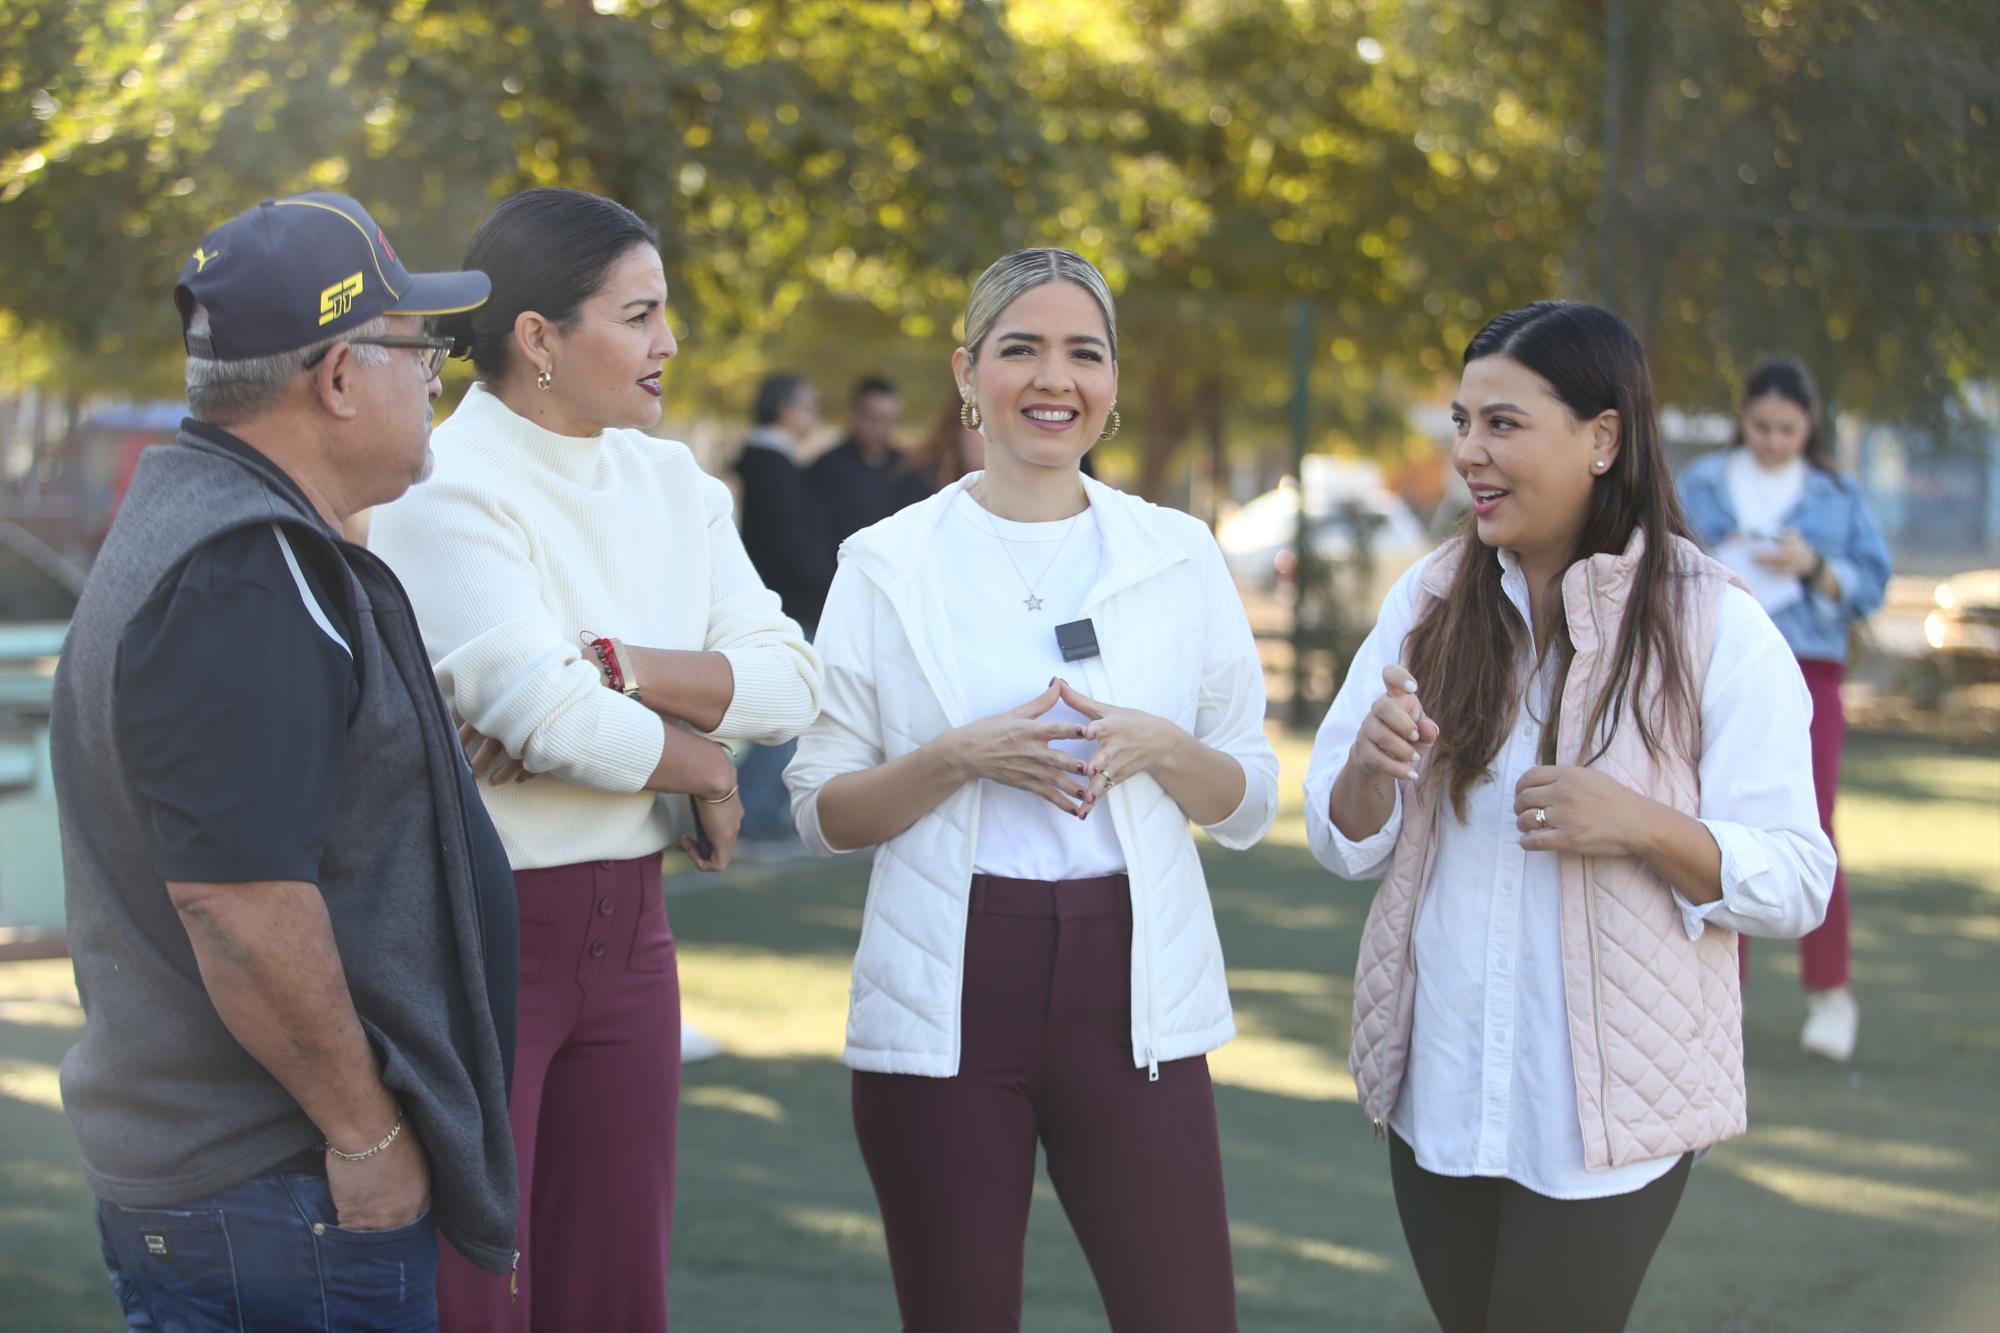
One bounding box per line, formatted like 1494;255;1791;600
941;491;1127;880
1724;449;1806;538
1717;450;1810;612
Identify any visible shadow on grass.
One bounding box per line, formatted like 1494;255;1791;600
3;733;1996;1332
1836;731;2000;804
668;1047;1434;1333
0;1013;111;1332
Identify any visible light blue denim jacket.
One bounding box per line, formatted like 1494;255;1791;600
1677;448;1892;664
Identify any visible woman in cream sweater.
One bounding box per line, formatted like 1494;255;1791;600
370;188;819;1333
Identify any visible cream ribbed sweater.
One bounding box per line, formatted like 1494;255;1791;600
369;383;822;869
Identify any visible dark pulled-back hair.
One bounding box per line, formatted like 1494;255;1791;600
1739;356;1833;471
439;188;659;378
1405;300;1700;820
753;372;809;426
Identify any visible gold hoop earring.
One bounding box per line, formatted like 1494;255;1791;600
1099;407;1121;442
960;398;981;431
537;367;553;392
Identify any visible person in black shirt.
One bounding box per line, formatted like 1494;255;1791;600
733;372;829;632
732;372;826;849
808;375;908;563
114;430;520;1077
52;192;519;1329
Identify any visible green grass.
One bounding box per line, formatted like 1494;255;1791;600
3;731;1996;1331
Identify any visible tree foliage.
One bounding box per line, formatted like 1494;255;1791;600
1;0;1992;476
1601;0;1997;428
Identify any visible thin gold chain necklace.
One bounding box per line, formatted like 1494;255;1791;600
970;484;1084;612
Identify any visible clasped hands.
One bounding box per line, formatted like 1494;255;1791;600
943;678;1181;819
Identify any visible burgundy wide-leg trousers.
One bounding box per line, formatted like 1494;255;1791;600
437;851;680;1333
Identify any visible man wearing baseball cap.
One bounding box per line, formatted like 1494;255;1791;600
50;192;521;1328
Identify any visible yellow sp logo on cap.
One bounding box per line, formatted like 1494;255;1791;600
318;272;364;325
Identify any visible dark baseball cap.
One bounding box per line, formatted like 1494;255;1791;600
173;192;490;361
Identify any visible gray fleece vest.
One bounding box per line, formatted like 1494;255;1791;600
51;428;518;1271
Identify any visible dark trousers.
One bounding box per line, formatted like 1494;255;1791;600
437;852;680;1333
737;737;800;841
1740;658;1850;989
96;1171;439;1331
1388;1131;1691;1333
1797;658;1851;989
851;873;1238;1333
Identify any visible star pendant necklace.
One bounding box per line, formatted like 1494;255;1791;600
973;483;1084;612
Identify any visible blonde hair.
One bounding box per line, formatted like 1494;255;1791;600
962;248;1117;362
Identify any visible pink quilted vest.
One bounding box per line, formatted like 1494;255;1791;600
1348;529;1750;1170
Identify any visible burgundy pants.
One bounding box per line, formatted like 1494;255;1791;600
851;873;1239;1333
1741;659;1850;990
438;852;680;1333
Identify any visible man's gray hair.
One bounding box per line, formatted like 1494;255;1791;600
183;304;391;425
961;248;1118;363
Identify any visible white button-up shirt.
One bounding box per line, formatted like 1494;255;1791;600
1304;548;1835;1199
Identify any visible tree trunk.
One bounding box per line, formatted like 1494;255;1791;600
1133;362;1200;504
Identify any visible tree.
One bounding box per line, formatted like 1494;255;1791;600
3;0;1992;473
0;0;1066;393
1598;0;1997;428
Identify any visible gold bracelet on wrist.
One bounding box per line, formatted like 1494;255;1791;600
607;637;643;700
697;784;739;805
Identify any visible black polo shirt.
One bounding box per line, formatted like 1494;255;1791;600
112;421;518;1084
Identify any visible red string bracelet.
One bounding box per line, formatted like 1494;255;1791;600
579;631;626;694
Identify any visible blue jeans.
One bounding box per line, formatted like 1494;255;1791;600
736;737;799;842
96;1171;439;1331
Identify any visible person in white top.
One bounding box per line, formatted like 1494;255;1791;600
1306;301;1834;1333
1677;358;1893;1063
785;249;1278;1332
368;189;820;1333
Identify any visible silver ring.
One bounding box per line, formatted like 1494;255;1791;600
1533;807;1549;829
1103;771;1117;788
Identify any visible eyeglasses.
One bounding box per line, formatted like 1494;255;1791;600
303;334;456;382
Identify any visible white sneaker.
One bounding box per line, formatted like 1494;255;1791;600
680;1021;724;1064
1800;987;1858;1062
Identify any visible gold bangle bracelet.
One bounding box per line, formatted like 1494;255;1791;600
608;636;643;700
697;785;739;805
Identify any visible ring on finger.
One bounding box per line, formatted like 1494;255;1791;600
1533;807;1549;829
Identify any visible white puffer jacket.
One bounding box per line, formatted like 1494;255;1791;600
786;473;1279;1078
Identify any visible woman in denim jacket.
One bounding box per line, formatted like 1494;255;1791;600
1677;358;1891;1062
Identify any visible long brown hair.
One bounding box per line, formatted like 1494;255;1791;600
1406;301;1700;821
908;386;982;491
